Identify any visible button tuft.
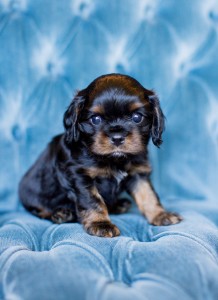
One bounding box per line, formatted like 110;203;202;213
11;124;23;140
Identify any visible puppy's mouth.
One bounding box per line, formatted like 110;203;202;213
110;150;127;158
109;135;126;157
93;144;135;159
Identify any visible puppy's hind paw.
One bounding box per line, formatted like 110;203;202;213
51;208;75;224
151;211;183;226
110;198;132;214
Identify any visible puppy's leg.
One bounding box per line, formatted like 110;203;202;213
78;186;120;238
25;198;76;224
51;207;76;224
50;192;77;224
130;176;182;225
109;198;132;214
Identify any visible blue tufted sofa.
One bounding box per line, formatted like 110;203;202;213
1;0;218;299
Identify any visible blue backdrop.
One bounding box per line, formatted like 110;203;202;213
0;1;218;299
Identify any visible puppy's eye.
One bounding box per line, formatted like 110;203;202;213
132;113;143;124
91;115;102;125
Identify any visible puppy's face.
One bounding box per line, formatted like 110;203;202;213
79;90;151;158
64;74;165;158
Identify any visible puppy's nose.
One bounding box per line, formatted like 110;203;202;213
111;135;125;146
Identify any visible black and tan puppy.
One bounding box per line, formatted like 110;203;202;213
19;73;182;237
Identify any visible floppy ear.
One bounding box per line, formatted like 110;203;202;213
148;94;165;148
63;91;86;144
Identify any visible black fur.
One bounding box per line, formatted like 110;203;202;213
148;95;165;147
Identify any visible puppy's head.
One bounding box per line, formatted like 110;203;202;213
63;74;165;158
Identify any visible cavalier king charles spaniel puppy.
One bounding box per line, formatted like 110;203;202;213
19;73;182;237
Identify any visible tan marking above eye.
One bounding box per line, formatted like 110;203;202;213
90;105;104;114
129;102;145;112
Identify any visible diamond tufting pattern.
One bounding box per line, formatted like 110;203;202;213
0;1;218;299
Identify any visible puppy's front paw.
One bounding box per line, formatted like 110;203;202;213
151;211;182;226
85;221;120;237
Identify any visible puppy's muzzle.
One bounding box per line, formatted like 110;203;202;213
107;124;128;147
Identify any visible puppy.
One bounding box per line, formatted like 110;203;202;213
19;73;182;237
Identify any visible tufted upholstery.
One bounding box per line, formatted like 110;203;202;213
0;0;218;299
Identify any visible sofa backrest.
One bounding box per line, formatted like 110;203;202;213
0;0;218;211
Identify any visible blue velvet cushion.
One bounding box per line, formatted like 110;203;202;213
0;0;218;299
1;211;218;299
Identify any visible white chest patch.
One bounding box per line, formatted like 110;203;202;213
114;171;128;185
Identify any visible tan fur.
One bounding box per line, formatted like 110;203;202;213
124;130;144;154
37;210;52;219
91;129;144;155
90;105;104;114
90;186;105;202
128;164;152;175
129;102;145;111
86;163;151;180
80;208;110;227
131;179;164;223
86;167;115;178
91;132;114;155
80;186;110;228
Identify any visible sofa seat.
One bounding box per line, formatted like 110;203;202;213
1;210;218;300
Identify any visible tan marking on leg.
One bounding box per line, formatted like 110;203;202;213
80;208;110;227
81;186;110;225
131;179;164;223
79;186;120;237
131;179;182;226
90;185;104;200
80;208;120;237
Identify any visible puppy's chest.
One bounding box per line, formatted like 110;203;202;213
112;170;128;185
95;170;128;192
90;163;150;197
94;170;127;205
